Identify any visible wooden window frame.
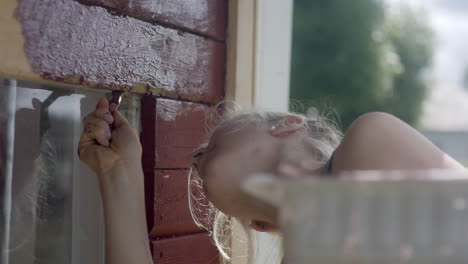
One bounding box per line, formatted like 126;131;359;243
226;0;293;112
226;0;293;263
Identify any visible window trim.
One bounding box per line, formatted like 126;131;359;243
225;0;293;112
0;79;17;264
225;0;293;263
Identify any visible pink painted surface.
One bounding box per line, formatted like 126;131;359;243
81;0;227;40
152;233;218;264
17;0;225;103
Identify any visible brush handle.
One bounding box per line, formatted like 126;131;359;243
109;90;123;130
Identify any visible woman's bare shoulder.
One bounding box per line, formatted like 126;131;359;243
332;112;465;172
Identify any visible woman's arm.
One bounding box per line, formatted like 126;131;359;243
333;112;466;172
78;98;153;264
99;165;153;264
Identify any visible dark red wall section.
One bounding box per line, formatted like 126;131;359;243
141;95;157;233
150;170;198;238
80;0;227;40
152;233;218;264
141;97;220;263
141;97;211;170
154;98;211;169
141;97;212;235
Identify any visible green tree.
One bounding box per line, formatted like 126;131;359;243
290;0;434;129
290;0;390;129
381;6;434;126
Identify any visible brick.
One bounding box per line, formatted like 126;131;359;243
152;233;218;264
155;98;212;169
16;0;225;103
81;0;227;40
149;170;210;238
141;97;214;236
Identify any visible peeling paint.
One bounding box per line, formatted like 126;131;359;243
16;0;224;103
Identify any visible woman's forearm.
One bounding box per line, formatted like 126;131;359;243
78;100;152;263
99;167;153;264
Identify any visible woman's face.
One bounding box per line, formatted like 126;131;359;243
193;123;280;222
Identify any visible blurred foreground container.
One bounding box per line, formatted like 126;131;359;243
244;170;468;264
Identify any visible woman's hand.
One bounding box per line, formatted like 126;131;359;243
78;97;153;264
78;97;141;178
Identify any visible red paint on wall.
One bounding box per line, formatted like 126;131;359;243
81;0;227;40
141;97;214;237
154;98;212;169
141;96;213;170
152;233;218;264
17;0;225;103
149;170;209;238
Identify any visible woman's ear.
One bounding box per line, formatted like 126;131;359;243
270;115;305;137
250;220;278;232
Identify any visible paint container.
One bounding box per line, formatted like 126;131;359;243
244;170;468;264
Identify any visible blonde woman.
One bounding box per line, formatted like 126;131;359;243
78;98;466;264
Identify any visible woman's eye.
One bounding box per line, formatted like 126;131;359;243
206;144;216;153
193;151;204;158
192;144;216;159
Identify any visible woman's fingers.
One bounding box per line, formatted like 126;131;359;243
85;123;110;147
78;97;128;175
94;98;114;125
112;110;129;128
95;107;114;125
96;97;109;110
82;114;112;146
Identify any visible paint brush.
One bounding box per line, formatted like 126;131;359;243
109;90;124;131
109;90;123;113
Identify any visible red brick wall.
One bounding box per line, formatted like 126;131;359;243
17;0;227;262
131;2;227;261
141;98;223;263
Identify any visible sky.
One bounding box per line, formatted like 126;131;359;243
386;0;468;131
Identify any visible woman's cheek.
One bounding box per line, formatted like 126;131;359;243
204;157;229;186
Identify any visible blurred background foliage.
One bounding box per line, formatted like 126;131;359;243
290;0;434;130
